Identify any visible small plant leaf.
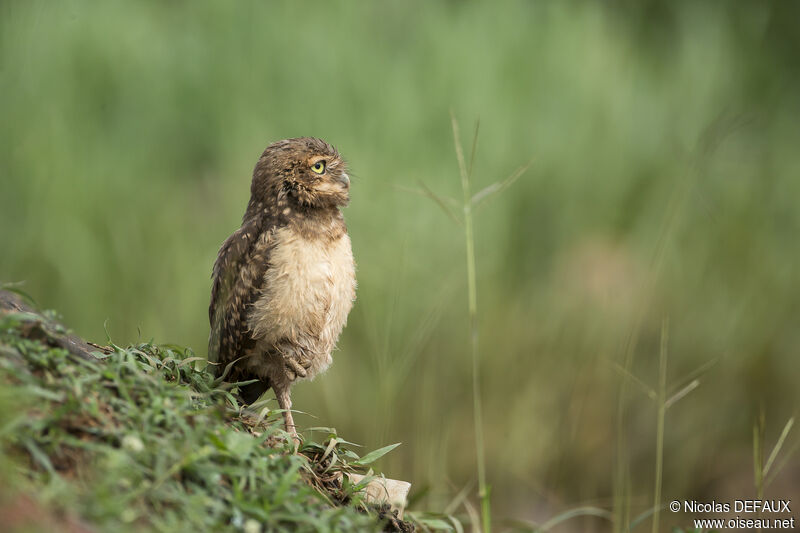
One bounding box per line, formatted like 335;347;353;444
471;162;531;209
765;438;800;487
612;362;656;400
669;357;718;397
415;517;454;531
322;437;339;462
664;379;700;410
535;506;613;531
450;111;468;186
353;442;401;467
417;181;463;226
764;416;795;478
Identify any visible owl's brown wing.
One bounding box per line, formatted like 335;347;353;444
208;215;275;378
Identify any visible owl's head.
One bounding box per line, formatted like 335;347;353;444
251;137;350;210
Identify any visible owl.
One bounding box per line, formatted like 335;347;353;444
208;137;356;437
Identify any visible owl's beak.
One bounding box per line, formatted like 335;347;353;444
337;173;350;189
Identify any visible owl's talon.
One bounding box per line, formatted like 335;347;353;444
285;357;308;380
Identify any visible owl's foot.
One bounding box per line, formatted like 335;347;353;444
284;354;312;381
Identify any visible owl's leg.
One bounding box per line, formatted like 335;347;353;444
273;381;298;439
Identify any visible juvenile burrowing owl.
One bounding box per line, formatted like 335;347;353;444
208;137;356;437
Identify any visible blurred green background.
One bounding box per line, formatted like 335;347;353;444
2;0;799;529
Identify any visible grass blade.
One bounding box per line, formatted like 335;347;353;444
652;319;668;533
664;380;699;410
611;362;656;401
471;162;531;209
353;442;401;467
535;506;614;531
450;111;469;187
417;180;463;226
763;416;794;478
765;439;799;487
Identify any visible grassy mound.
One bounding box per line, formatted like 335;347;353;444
0;291;416;532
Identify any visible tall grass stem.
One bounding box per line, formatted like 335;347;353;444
652;319;668;533
451;114;490;533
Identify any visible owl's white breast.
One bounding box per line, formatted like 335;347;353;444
248;224;356;377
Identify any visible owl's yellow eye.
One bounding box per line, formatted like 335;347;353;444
311;160;326;174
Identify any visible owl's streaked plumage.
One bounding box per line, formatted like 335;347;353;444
208;137;356;436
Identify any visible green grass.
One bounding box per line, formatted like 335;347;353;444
0;302;419;533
